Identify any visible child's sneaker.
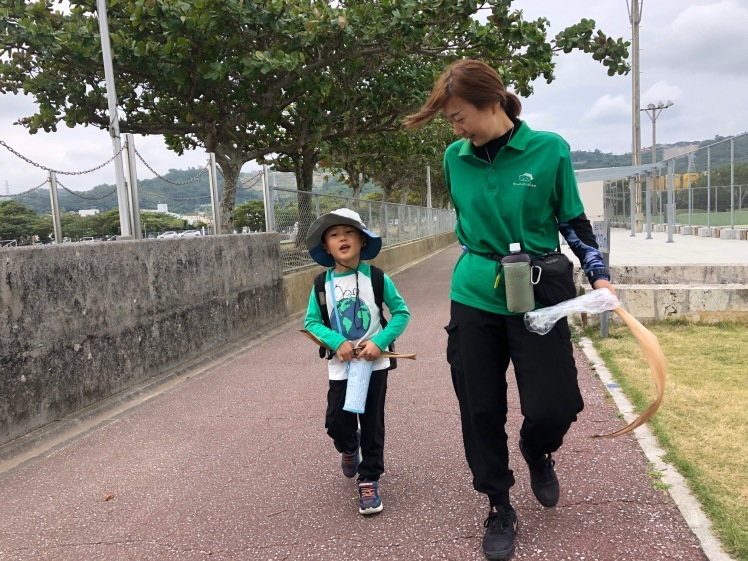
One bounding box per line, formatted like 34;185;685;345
341;429;361;478
358;481;383;514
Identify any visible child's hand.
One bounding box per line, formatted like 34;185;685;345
336;341;356;362
355;340;382;362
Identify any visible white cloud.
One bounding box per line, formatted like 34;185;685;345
640;81;682;105
582;94;630;122
647;0;748;75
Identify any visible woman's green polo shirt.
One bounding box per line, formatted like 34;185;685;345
443;121;585;315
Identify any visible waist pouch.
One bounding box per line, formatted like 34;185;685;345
530;252;576;306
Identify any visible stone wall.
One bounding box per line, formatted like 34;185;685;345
575;264;748;323
0;235;285;446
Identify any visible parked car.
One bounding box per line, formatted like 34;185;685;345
178;230;203;237
79;237;96;243
157;231;178;239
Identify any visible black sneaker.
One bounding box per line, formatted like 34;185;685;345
341;429;361;478
519;439;559;508
482;506;518;560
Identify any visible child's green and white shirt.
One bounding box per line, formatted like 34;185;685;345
304;263;410;380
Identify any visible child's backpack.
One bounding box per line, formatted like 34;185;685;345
313;265;397;370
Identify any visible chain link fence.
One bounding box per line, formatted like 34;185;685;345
605;132;748;228
269;187;456;272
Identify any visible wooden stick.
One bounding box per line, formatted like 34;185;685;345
299;330;417;360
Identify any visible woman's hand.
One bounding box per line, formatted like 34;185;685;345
592;278;617;297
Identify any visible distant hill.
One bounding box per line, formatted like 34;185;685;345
572;133;748;173
9;167;369;216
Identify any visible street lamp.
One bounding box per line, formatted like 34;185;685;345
640;100;674;163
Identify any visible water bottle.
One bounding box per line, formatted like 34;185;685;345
501;243;535;313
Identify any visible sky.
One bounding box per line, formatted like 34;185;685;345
1;0;747;195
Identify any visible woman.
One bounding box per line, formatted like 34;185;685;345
404;59;614;561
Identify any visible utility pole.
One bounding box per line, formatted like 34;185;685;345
627;0;643;228
97;0;132;238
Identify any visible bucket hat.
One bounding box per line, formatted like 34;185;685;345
306;208;382;267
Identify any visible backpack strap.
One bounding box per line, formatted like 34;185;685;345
314;271;334;359
370;265;397;370
370;265;385;325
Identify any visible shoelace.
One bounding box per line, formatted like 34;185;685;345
342;452;357;466
359;484;377;500
483;511;510;534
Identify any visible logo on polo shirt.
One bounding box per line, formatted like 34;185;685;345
513;172;536;188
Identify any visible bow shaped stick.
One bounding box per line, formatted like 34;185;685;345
524;289;666;438
299;330;417;360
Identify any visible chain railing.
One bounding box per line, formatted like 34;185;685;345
134;147;209;185
269;187;456;272
3;137;453;253
0;138;125;176
57;179;118;200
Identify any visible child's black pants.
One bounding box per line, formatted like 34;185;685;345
325;368;388;481
445;301;584;498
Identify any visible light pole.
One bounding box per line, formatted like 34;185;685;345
627;0;644;230
641;100;673;232
640;100;674;163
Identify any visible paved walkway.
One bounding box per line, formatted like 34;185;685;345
593;228;748;265
0;231;736;560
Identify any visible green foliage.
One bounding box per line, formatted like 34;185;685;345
139;212;190;237
234;200;265;231
0;200;50;243
1;0;629;233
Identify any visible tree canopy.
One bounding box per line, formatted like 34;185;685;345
1;0;629;233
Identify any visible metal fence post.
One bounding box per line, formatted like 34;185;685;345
48;172;63;244
667;159;675;243
123;134;142;239
208;153;222;234
262;164;275;232
707;146;711;227
629;176;636;236
730;137;735;228
645;172;652;239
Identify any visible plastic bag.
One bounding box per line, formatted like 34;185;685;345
524;288;621;335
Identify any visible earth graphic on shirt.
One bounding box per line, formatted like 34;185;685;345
332;298;371;340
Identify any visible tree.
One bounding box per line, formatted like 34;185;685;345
234;200;266;232
1;1;629;234
0;200;49;243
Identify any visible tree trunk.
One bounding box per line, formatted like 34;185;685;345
294;148;320;248
216;157;241;235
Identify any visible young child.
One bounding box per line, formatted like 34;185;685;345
304;208;410;515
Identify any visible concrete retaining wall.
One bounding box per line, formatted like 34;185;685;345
610;264;748;285
0;235;286;446
576;263;748;324
0;232;457;448
614;284;748;322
